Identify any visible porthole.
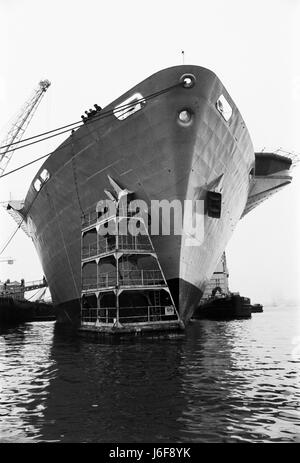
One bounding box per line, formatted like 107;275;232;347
180;73;196;89
178;108;193;125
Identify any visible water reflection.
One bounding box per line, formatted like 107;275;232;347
0;323;55;442
178;313;300;442
41;325;188;442
0;306;300;443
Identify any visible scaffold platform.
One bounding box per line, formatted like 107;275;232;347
79;193;184;337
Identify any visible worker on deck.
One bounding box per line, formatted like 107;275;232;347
88;108;96;117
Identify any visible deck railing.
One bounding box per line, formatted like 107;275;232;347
82;269;164;290
81;210;148;229
82;237;153;259
81;306;177;324
81;210;98;228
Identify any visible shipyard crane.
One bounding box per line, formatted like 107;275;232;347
0;79;51;177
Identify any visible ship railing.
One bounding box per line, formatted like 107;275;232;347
81;306;178;324
118;236;153;251
82;239;153;258
81;210;115;228
82;275;115;290
82;270;164;290
81;210;151;230
81;210;98;228
82;278;95;291
119;269;164;286
82;244;99;259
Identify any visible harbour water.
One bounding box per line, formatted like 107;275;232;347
0;305;299;443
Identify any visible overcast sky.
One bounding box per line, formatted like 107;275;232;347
0;0;299;305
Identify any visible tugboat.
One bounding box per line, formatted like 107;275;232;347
251;303;263;313
192;253;263;320
0;279;55;325
193;292;252;320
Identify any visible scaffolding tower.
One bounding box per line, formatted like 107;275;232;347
79;196;184;336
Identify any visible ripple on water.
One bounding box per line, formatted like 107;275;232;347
0;307;300;442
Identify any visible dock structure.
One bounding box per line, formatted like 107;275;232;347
0;278;47;300
79;197;184;337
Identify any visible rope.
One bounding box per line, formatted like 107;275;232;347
0;83;180;153
0;83;180;181
0;225;21;255
0;152;51;179
0;82;180;254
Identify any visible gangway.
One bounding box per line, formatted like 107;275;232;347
0;278;48;299
24;279;48;292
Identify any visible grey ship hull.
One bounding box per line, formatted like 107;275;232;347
19;65;255;324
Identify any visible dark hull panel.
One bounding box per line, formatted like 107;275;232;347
0;297;55;324
21;65;254;323
192;294;252;320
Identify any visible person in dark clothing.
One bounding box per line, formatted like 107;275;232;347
88;108;97;117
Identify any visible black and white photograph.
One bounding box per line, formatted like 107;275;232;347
0;0;299;448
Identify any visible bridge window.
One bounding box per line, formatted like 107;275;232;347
34;179;42;192
33;169;50;192
40;169;50;182
113;93;146;120
216;95;232;122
